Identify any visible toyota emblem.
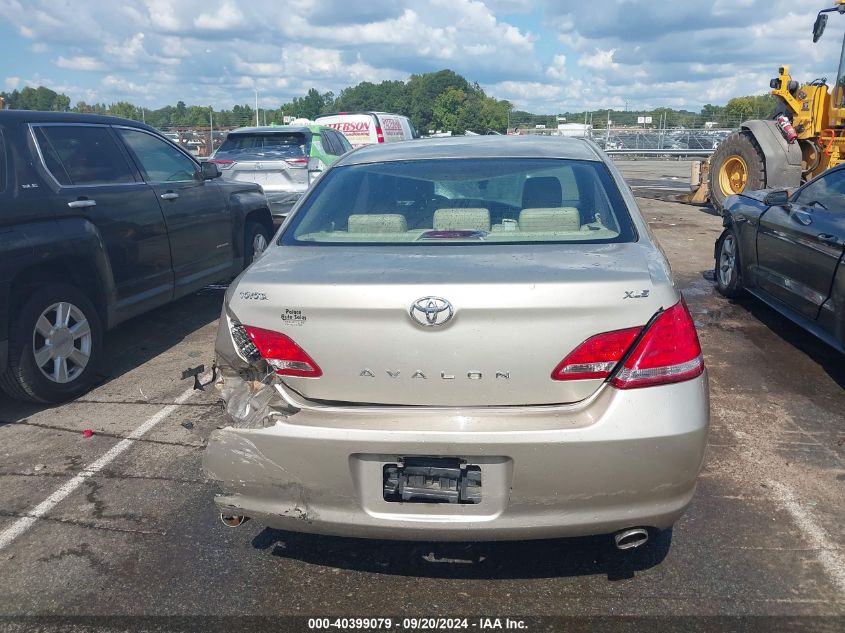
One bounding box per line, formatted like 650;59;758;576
409;297;454;327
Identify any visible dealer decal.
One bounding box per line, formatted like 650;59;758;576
281;308;307;326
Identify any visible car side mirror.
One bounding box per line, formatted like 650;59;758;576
201;161;221;180
764;190;790;207
813;13;828;43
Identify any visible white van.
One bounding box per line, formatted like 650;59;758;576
314;112;418;148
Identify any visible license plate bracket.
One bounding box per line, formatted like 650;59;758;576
383;457;481;504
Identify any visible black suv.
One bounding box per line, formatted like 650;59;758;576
0;111;274;403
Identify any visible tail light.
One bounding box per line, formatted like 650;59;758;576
241;325;322;377
611;299;703;389
375;126;385;143
552;327;642;381
552;299;703;389
284;157;308;168
209;158;235;169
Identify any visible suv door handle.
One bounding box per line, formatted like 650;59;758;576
67;198;96;208
160;192;179;200
818;233;841;246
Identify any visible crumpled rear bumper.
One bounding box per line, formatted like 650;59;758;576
203;363;709;541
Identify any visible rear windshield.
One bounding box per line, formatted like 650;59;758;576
281;158;637;245
215;132;308;160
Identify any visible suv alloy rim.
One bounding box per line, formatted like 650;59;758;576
31;302;92;383
253;232;268;256
719;234;736;287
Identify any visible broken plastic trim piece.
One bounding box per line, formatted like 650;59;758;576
182;363;218;390
216;366;291;429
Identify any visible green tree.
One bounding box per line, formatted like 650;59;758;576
724;95;776;125
406;70;471;132
701;103;725;123
288;88;331;120
431;87;466;132
107;101;140;120
3;86;70;111
230;104;255;127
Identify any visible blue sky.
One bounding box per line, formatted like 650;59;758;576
1;0;841;113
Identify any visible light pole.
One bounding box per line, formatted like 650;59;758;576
254;89;259;126
209;107;214;156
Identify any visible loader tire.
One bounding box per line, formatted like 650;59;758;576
709;130;766;215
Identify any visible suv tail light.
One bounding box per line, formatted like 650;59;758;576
241;325;322;377
208;159;235;169
284;157;308;168
375;126;385;143
552;299;703;389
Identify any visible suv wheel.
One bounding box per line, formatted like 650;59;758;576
244;221;271;268
0;284;103;403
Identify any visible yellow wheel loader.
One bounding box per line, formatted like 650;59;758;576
707;1;845;213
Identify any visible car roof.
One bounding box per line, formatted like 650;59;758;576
336;135;602;166
228;125;322;135
315;112;408;119
0;110;158;133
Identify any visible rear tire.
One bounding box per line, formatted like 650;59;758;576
243;221;271;268
0;283;103;403
709;130;766;215
715;229;743;298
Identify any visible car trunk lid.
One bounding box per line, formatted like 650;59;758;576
230;243;675;406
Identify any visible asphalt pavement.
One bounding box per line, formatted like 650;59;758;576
0;167;843;628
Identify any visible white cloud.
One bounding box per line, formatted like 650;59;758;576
0;0;537;108
55;56;107;71
578;49;618;70
193;1;247;31
102;75;149;94
492;80;565;100
4;77;21;90
545;54;567;80
481;0;532;12
3;0;837;113
141;0;183;31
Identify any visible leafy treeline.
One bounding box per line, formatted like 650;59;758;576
1;86;71;112
0;70;508;134
1;71;779;132
521;95;779;130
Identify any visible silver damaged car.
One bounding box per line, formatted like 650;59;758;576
204;136;709;548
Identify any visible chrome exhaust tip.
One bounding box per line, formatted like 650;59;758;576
220;513;247;528
614;527;649;550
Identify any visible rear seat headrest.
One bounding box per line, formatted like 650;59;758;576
348;214;408;233
433;208;491;232
522;177;562;209
518;207;581;232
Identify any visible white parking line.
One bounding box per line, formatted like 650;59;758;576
767;479;845;595
0;376;209;552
